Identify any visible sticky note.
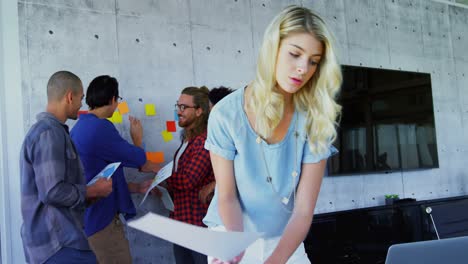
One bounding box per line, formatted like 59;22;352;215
145;104;156;116
166;121;176;132
78;110;88;117
146;152;164;163
107;111;123;124
118;101;130;115
161;130;173;142
174;110;179;121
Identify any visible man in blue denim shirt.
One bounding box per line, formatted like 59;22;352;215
20;71;113;264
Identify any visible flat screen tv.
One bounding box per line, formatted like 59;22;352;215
327;65;439;175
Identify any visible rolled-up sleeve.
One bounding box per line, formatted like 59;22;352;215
204;106;236;160
33;129;85;208
302;143;338;164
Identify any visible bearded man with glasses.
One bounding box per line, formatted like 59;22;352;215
165;86;214;264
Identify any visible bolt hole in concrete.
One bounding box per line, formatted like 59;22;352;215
136;38;140;43
94;34;99;39
173;43;177;47
206;46;211;50
49;30;53;34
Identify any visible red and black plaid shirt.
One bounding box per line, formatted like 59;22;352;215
166;131;214;226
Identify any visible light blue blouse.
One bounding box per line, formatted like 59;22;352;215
203;88;337;237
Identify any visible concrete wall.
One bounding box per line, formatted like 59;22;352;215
16;0;468;263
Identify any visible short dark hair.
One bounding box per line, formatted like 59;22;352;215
209;86;233;105
47;71;82;102
86;75;119;109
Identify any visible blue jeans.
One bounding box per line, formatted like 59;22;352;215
45;247;97;264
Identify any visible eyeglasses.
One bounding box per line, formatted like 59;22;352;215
175;103;198;112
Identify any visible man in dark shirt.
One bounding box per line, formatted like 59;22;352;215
166;86;214;264
20;71;113;264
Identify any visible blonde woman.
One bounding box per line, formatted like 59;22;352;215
204;5;342;264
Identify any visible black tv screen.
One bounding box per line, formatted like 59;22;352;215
328;65;439;175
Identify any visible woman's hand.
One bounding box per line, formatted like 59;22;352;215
211;251;245;264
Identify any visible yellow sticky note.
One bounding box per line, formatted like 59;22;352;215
118;101;130;115
107;111;123;124
145;104;156;116
161;130;173;142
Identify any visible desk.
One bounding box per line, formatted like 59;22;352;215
305;195;468;264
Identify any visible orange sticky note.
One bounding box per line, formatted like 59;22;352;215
107;111;123;123
117;101;130;115
145;104;156;116
161;130;173;142
166;121;176;132
146;152;164;163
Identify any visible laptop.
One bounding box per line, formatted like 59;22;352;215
385;236;468;264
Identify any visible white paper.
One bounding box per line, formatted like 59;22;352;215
155;186;174;211
139;161;173;206
128;213;261;261
87;162;121;186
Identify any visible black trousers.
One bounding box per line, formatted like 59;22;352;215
173;244;207;264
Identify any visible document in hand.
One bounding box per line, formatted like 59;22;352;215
128;213;261;261
139;161;173;206
154;185;174;211
87;162;121;186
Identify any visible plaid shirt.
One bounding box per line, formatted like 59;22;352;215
166;131;214;226
20;112;89;264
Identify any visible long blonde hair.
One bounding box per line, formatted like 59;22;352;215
247;5;342;155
